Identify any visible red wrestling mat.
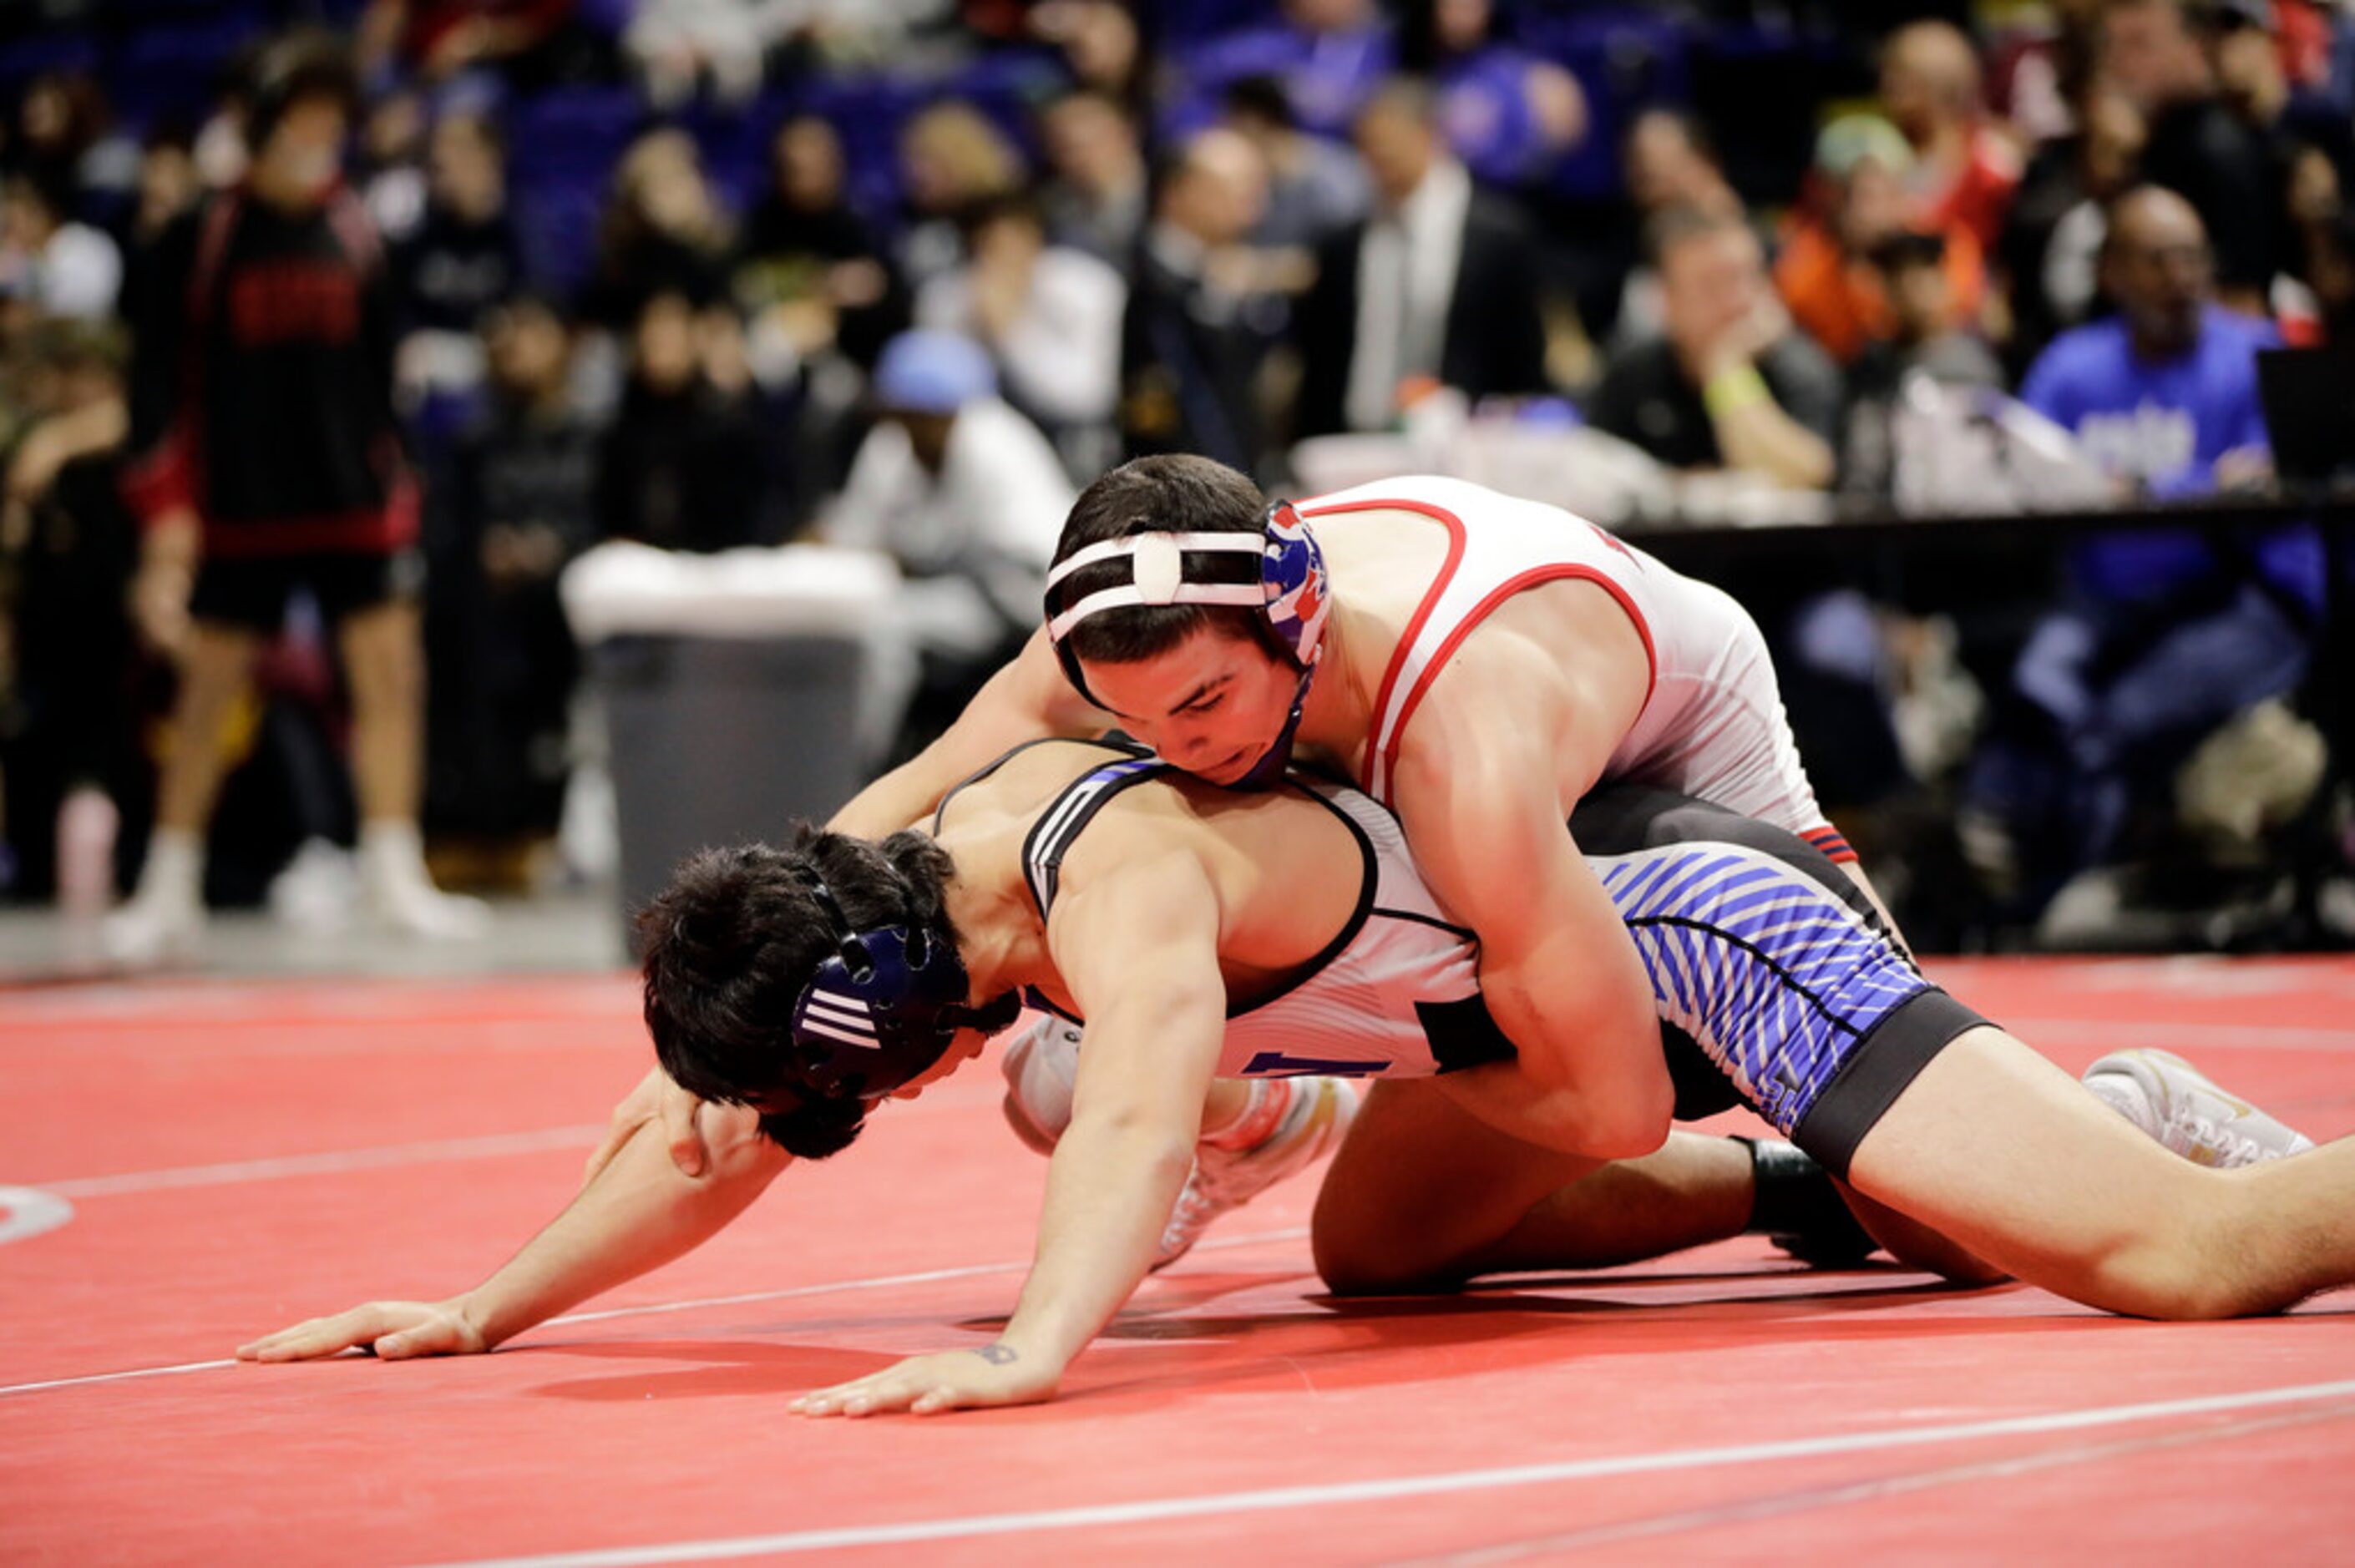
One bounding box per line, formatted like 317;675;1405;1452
5;958;2354;1565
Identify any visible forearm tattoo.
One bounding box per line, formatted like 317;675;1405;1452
969;1343;1020;1366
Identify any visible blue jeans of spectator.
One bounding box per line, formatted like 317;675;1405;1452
1965;582;2312;904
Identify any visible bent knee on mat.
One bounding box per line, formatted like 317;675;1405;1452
1311;1237;1467;1298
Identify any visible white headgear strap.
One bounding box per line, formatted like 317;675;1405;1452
1044;532;1267;644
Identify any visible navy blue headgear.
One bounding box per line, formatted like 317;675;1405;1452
1041;499;1329;789
774;867;1020;1104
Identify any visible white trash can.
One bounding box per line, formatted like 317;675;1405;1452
561;543;904;951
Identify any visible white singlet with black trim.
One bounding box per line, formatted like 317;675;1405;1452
1008;754;1978;1174
1020;751;1508;1081
1298;474;1849;862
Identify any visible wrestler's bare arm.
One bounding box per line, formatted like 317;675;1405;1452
241;1107;793;1362
1391;640;1673;1160
827;628;1111;839
1001;847;1228;1362
793;837;1229;1416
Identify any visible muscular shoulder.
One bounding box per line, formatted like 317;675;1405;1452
1400;594;1633;799
1052;775;1366;986
1048;787;1228;948
1391;636;1564;798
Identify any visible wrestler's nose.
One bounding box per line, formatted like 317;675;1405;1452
1167;724;1226;768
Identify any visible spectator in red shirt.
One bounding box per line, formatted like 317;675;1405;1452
1880;19;2025;255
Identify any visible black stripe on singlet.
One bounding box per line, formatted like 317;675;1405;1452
930;736;1150;836
1020;762;1385;1024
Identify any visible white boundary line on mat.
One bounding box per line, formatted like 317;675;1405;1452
415;1378;2355;1568
32;1125;612;1200
0;1227;1310;1399
1408;1398;2355;1564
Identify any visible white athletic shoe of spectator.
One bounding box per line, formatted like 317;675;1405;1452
357;822;490;940
100;828;205;969
269;838;359;933
1156;1075;1362;1270
2082;1049;2315;1169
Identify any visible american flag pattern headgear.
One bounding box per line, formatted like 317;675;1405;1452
1258;499;1329;668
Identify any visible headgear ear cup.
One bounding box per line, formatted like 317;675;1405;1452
782;865;1020;1102
1258;499;1329;668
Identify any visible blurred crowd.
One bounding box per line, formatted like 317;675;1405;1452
2;0;2352;953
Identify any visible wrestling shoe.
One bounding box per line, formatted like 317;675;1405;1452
1155;1076;1362;1270
1744;1136;1880;1268
2082;1049;2316;1169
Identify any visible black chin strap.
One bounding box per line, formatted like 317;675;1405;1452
950;989;1024;1035
1232;660;1317;791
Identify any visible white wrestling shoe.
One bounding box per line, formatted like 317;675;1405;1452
1155;1076;1362;1270
2082;1049;2316;1169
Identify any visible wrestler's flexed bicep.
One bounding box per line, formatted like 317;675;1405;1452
1390;655;1670;1160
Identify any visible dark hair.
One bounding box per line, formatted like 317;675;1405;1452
3;168;70;224
1396;0;1515;74
1047;454;1274;667
1867;228;1947;275
1221;75;1298;132
636;827;959;1160
955;188;1046;246
248;32;360;149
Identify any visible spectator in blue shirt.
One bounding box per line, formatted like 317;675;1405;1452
1967;184;2319;917
2021;183;2293;606
2021;184;2275;503
1397;0;1588;193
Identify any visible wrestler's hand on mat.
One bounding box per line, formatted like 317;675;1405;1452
236;1297;487;1363
584;1065;715;1186
788;1344;1059;1418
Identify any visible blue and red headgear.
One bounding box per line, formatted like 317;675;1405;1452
765;867;1020;1105
1042;499;1330;787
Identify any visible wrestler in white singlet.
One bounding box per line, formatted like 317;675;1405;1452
1299;474;1856;865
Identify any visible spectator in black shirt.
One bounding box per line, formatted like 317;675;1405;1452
2099;0;2285;312
1997;65;2148;376
1292;78;1549;438
595;291;769;554
428;294;600;841
106;35;484;965
1037;87;1149;266
1587;205;1845;489
391;109;520;407
582;129;731;329
730;114;906;375
392;111;519;336
1121;129;1278;473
